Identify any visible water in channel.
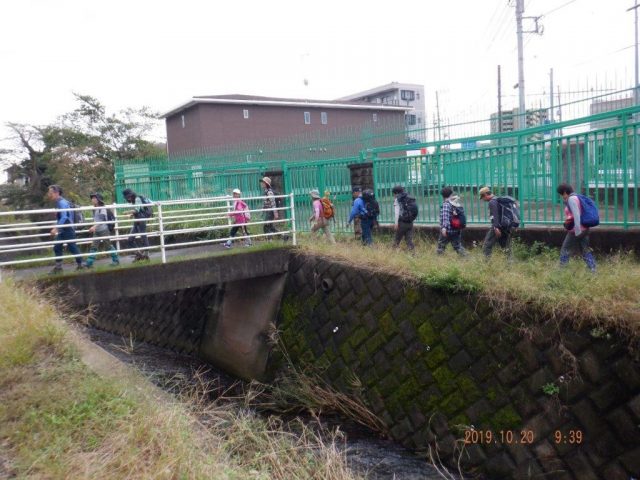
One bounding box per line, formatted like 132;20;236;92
86;327;460;480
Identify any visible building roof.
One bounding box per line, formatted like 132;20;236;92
161;94;411;118
337;82;423;101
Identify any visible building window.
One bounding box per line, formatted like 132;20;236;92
401;90;415;101
181;114;185;128
373;113;378;122
304;111;311;125
405;114;417;126
416;92;421;100
321;112;327;125
418;116;422;124
243;109;249;119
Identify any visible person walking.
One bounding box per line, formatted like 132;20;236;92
224;188;252;248
350;187;363;241
122;188;152;262
437;187;467;256
347;188;370;245
392;185;416;251
83;193;119;268
260;177;279;237
309;189;336;244
479;186;514;258
47;185;84;274
557;183;597;273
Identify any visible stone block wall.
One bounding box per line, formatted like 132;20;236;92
277;253;640;479
348;162;374;192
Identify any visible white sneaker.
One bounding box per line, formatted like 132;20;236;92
224;241;232;249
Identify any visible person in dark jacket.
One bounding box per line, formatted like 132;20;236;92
122;188;151;262
437;187;466;255
557;183;596;272
392;185;415;251
47;185;83;274
479;186;512;258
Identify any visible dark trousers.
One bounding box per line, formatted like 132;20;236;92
393;221;415;250
483;227;512;257
128;220;149;255
436;230;466;255
230;225;250;237
560;232;596;272
263;211;278;235
361;217;374;245
53;227;82;266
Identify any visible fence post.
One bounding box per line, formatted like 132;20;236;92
516;133;525;228
226;196;233;227
622;114;629;229
290;192;297;246
158;203;167;264
112;203;121;254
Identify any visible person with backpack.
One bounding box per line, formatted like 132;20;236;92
308;189;336;244
557;183;597;273
479;186;516;258
83;193;119;268
392;185;416;251
347;187;372;245
122;188;152;262
260;177;279;237
354;189;378;246
47;185;84;274
437;187;467;256
350;187;363;241
224;188;252;249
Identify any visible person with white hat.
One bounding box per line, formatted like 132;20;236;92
308;189;335;244
224;188;252;248
260;177;279;237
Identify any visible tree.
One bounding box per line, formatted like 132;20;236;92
0;94;164;209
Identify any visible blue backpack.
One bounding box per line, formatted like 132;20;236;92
576;194;599;227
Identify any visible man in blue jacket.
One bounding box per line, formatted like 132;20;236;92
47;185;83;274
348;187;373;245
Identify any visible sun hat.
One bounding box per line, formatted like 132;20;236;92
310;189;321;199
261;177;271;186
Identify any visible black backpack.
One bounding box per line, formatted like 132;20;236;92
496;196;520;230
68;201;85;230
269;189;284;209
106;208;116;234
138;195;153;218
398;194;419;223
362;189;380;220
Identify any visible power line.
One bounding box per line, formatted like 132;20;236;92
541;0;579;17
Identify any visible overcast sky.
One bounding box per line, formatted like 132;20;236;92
0;0;635;149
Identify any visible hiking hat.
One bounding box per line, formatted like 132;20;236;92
89;192;104;203
352;186;362;193
261;176;271;186
232;188;242;195
310;189;321;199
478;186;491;198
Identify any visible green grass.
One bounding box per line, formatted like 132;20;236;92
297;235;640;339
0;278;361;479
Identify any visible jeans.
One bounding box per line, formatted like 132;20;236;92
436;230;466;255
393;221;415;250
53;227;82;266
483;227;512;258
361;217;374;245
560;232;596;272
128;220;149;255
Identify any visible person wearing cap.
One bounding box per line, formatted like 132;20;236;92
479;186;511;258
224;189;252;249
437;187;466;256
46;184;84;274
260;177;279;237
348;186;364;242
84;193;119;268
308;189;335;244
122;188;151;262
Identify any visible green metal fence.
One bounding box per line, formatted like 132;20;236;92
115;106;640;231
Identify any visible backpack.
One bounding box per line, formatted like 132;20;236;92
362;189;380;220
106;208;116;234
68;202;85;230
575;194;600;227
138;195;153;218
450;205;467;230
268;189;284;209
398;194;418;223
495;196;520;230
320;197;335;219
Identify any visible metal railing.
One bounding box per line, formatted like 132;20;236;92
0;194;296;275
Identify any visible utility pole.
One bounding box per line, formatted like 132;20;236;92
627;0;640;106
435;91;442;142
498;65;503;133
549;68;555;124
557;85;563;137
516;0;526;130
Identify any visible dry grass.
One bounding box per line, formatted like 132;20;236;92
297;235;640;340
0;278;363;480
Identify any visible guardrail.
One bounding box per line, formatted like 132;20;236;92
0;193;296;276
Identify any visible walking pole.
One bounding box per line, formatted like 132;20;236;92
158;203;167;264
290;192;297;246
